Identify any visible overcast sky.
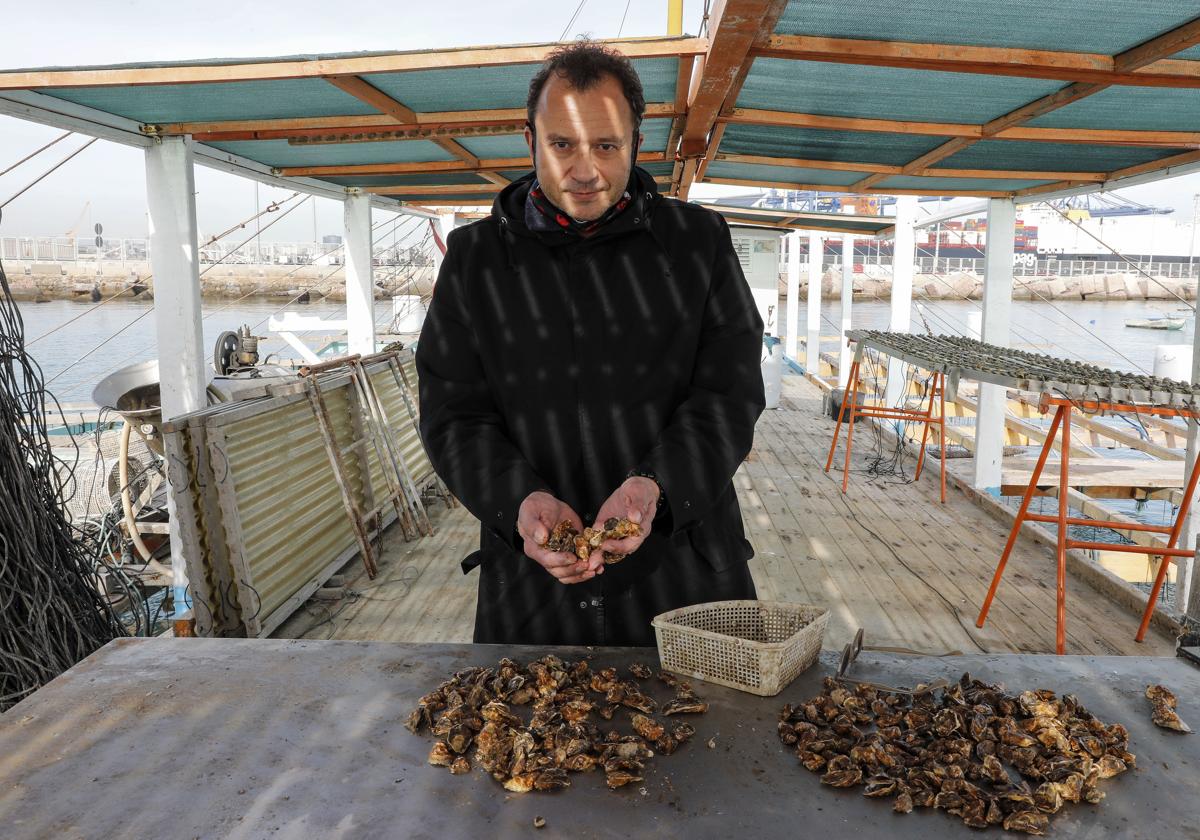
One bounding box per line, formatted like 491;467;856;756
1;0;1197;241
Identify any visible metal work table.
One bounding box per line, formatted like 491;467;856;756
1;639;1197;839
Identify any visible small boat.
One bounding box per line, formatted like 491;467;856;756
1125;316;1186;330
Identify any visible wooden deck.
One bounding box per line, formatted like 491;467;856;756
273;375;1176;656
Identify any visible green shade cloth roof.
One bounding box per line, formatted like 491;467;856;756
737;59;1065;125
775;0;1199;55
2;12;1198;205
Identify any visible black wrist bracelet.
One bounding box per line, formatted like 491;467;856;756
626;469;666;509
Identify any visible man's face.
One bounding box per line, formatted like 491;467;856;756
525;72;642;222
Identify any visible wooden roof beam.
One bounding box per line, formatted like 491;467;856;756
1116;16;1200;72
663;54;696;163
722;109;1200;147
679;0;790;160
754;35;1200;88
323;75;417;122
164;103;677;141
276;150;667;177
0;37;707;89
701;175;1015;198
1106;148;1200;181
367;176;673;197
715;152;1108;181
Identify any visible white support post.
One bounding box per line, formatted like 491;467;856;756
785;230;802;361
806;231;824;376
431;211;458;278
1180;281;1200;616
144;136;206;603
344;193;375;356
839;234;855;388
884;196;917;407
973;197;1016;491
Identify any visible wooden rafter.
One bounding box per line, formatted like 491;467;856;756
754;35;1200;88
701;175;1015;198
722;109;1200;147
694;122;725;181
276;151;667;178
368;176;673;196
678;0;790;159
1105;148;1200;181
367;184;502;196
161;103;677;141
1012;180;1094;198
0;37;707;89
713;153;1109;181
663;54;696;171
323;75;417;122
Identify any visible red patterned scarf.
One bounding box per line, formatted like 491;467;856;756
525;179;634;238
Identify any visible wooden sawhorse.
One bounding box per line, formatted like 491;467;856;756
824;344;947;503
976;394;1200;654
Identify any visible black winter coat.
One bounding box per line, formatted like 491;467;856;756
416;167;766;646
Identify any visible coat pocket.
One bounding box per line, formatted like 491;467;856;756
685;515;753;572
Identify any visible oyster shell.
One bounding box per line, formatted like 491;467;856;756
631;713;665;742
662;696;709;716
1003;810;1049;835
1145;684;1192;733
428;741;454;767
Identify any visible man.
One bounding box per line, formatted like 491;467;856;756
416;41;765;646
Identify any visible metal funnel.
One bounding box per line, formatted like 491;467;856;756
92;360;165;455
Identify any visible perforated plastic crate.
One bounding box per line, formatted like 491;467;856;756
651;600;829;697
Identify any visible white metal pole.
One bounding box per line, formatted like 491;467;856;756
344;193;375;356
973;197;1016;491
884;196;918;407
144;135;207;604
785;230;802;361
806;231;824;376
838;234;855;388
1178;268;1200;614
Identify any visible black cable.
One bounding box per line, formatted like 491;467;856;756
0;246;127;712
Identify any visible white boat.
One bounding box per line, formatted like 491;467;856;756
1125;316;1186;330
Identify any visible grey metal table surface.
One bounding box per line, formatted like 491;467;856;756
1;638;1197;840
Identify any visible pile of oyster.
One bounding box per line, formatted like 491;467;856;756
777;674;1135;836
407;655;707;792
544;517;641;565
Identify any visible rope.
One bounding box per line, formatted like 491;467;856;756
45;194;311;387
0;131;74;179
27;192;308;347
616;0;632;37
558;0;588;40
0;138;97;210
1042;201;1195;312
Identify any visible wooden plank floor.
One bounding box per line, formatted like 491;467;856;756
273;375;1175;656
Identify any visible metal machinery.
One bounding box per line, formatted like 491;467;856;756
89;327;297;605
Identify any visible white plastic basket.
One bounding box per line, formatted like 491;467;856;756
651;600;829;697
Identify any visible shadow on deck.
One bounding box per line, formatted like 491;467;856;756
273;375;1176;656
